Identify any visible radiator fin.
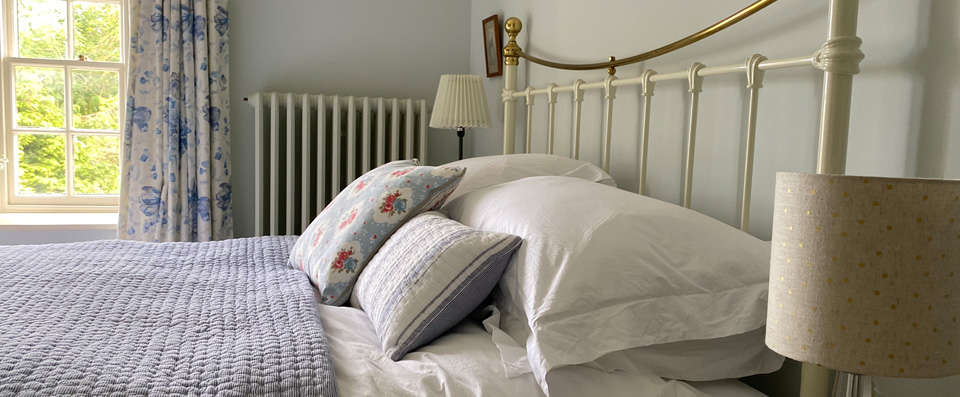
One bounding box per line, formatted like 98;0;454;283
248;92;429;236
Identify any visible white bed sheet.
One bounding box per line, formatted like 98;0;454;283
317;303;768;397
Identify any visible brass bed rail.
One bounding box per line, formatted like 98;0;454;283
504;0;779;74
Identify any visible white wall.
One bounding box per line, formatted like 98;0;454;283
0;229;116;245
469;0;960;395
229;0;471;238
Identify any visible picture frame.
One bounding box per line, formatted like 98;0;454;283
482;15;503;78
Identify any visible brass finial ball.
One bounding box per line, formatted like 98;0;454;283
505;17;522;35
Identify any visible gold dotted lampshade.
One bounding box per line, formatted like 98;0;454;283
766;173;960;378
429;74;492;129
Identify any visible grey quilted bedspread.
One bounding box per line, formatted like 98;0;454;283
0;237;338;396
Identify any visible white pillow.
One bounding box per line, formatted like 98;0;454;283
444;176;773;394
615;327;784;381
486;308;783;382
441;154;615;202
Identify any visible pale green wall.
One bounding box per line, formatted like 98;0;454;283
0;229;116;245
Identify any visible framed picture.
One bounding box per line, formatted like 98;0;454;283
482;15;503;78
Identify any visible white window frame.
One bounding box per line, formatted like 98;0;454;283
0;0;126;213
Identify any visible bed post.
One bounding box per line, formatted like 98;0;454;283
502;17;522;154
814;0;863;175
803;0;864;396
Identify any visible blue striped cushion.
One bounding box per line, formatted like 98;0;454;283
350;211;521;360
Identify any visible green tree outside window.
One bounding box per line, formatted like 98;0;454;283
13;0;121;196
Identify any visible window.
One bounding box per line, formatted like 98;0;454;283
1;0;125;212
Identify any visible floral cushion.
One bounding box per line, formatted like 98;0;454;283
289;159;465;305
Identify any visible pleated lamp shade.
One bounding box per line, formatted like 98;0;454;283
429;74;491;129
766;172;960;378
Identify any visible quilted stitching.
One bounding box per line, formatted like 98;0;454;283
0;237;338;396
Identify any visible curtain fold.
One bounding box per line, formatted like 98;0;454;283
119;0;231;242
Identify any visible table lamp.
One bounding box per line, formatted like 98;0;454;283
767;172;960;396
429;74;491;160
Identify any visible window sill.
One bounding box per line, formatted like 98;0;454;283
0;213;118;231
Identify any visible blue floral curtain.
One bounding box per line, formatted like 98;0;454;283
119;0;232;242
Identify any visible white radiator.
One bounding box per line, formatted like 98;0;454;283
246;92;428;236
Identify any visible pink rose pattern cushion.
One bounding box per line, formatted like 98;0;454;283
289;159;465;305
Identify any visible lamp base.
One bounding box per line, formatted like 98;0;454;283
832;371;872;397
457;127;465;160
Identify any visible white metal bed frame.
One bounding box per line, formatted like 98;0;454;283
499;0;864;396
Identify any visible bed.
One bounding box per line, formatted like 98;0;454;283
0;0;864;395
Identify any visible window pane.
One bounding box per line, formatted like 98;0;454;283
72;70;120;130
74;1;121;62
16;133;67;195
17;0;67;59
74;135;120;195
15;66;65;128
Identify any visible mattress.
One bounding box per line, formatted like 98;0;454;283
317;303;769;397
